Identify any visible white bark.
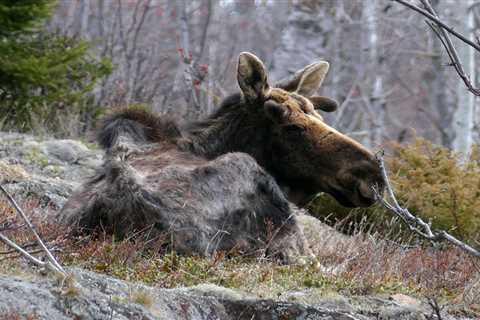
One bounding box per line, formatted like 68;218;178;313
452;0;476;159
364;0;385;148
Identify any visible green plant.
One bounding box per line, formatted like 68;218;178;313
308;138;480;243
130;290;153;308
0;0;112;133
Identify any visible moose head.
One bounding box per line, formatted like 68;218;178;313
236;52;384;207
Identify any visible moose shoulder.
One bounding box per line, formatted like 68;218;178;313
59;52;384;262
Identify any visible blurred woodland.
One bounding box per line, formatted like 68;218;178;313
2;0;480;153
2;2;480;313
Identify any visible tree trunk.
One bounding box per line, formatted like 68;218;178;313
452;0;476;159
363;0;385;148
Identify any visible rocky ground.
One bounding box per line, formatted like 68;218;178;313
0;267;443;320
0;132;478;320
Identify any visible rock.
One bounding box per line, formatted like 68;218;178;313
0;268;440;320
2;177;74;210
0;132;103;208
42;140;91;164
0;160;29;183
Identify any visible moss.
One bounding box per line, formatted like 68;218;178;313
130;290;153;308
23;146;49;168
111;295;129;304
44;165;64;177
61;248;429;300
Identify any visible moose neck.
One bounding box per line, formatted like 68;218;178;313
179;93;318;206
180;93;272;167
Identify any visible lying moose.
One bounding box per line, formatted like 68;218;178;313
59;52;384;262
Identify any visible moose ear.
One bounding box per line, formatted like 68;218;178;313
309;96;338;113
237;52;270;102
275;61;329;97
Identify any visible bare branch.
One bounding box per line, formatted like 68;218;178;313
426;296;445;320
0;233;47;267
420;0;480;96
372;153;480;258
392;0;480;96
0;185;66;275
391;0;480;51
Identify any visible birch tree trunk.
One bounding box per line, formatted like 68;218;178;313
363;0;385;148
425;0;454;147
452;0;476;158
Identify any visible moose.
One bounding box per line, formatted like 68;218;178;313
59;52;384;262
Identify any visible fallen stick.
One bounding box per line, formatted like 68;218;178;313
0;185;66;276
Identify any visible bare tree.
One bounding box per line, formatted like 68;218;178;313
450;0;476;158
363;0;385;148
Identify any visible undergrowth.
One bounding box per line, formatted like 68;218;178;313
0;196;478;312
309;138;480;244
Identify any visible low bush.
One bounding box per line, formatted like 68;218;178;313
308;138;480;243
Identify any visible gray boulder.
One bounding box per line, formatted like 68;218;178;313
0;132;103;208
0;268;441;320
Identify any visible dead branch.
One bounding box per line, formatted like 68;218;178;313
0;233;48;267
0;240;37;254
0;185;66;276
392;0;480;51
372;153;480;258
392;0;480;96
0;247;61;263
426;296;445;320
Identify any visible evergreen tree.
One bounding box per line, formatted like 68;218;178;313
0;0;111;133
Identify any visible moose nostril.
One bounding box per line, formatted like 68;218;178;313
357;182;372;200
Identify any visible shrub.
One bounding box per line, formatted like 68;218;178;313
308;138;480;243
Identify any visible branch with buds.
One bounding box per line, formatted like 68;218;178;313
373;153;480;258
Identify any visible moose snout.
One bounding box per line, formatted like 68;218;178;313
337;158;386;207
358;160;386;205
356;179;384;207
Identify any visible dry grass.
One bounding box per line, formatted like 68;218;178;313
130;289;153;308
0;313;38;320
0;195;479;316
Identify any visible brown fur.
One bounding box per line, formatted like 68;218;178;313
176;53;384;207
59;52;384;262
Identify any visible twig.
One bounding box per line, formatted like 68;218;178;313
392;0;480;96
391;0;480;51
0;233;47;267
426;296;445;320
0;185;66;275
0;247;60;262
0;240;37;254
420;0;480;96
372;153;480;258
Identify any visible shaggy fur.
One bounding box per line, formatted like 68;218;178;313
62;151;306;260
97;107;181;149
59;52;384;262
